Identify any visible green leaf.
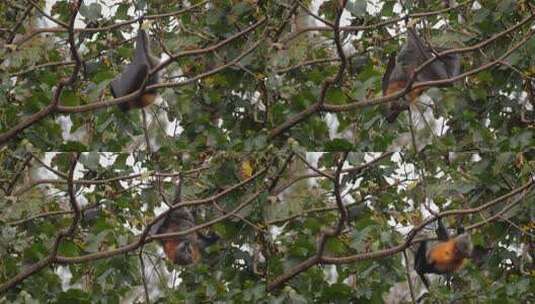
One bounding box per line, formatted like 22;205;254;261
80;152;100;171
56;289;92;304
347;0;367;17
58;240;80;257
324;138;354;151
79;2;102;22
326;87;347;105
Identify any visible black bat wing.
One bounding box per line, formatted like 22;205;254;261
382;52;397;95
110;62;149;98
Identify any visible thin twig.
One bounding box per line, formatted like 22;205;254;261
141;109;153;154
5;153;32;195
139;249;151;304
403;250;417;304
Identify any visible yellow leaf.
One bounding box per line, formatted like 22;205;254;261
240;159;254;180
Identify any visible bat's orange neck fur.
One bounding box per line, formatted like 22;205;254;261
428;239;466;273
385;80;425;101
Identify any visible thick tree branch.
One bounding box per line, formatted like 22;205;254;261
45;162;274;264
273;152;393;195
0;150;81;293
11;165;210;197
322;16;535;112
268;1;349;139
280;0;473;44
322;178;533;264
266;177;534;291
268;16;534;139
12;1;209;47
54;18;266;113
0;1;83;147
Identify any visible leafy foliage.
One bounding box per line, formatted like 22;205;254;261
0;0;534;303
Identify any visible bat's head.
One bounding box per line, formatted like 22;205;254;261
454;233;473;258
157;208;202;265
173;239;201;265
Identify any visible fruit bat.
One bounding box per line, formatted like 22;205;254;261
382;28;461;122
152;208;219;265
414;219;472;288
110;29;160;112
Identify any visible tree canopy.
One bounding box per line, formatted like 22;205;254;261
0;0;534;303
